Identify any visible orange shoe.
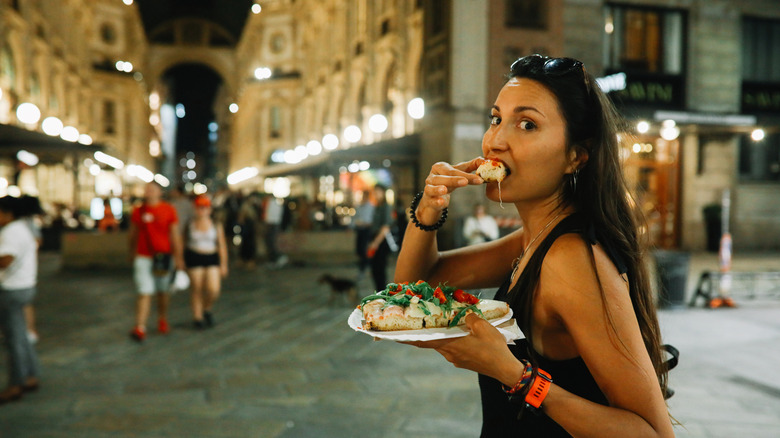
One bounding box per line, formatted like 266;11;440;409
129;327;146;342
708;297;724;309
722;297;737;308
158;318;170;334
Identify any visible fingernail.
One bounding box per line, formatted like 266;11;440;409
458;178;468;186
474;177;484;184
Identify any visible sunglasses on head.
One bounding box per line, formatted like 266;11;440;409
510;54;591;92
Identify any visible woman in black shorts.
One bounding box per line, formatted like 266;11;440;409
184;195;228;329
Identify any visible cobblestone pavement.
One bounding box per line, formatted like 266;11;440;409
1;251;780;437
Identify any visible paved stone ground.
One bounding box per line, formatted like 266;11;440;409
2;250;780;437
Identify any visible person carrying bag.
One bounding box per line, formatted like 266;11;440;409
127;182;184;342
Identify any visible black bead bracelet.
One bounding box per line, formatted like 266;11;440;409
409;191;448;231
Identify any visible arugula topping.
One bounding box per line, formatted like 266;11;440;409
361;281;482;321
449;304;483;327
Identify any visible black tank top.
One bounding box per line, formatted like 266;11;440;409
478;213;625;437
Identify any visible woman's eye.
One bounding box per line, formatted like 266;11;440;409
519;120;536;130
489;115;501;125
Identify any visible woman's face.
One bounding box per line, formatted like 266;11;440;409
481;77;577;205
195;205;211;217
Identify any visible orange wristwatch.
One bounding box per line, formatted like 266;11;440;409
524;368;553;411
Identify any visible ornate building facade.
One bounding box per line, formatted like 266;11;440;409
0;0;155;210
1;0;779;251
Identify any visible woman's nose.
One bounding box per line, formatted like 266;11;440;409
482;126;509;155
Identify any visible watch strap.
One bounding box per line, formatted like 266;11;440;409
524;368;553;410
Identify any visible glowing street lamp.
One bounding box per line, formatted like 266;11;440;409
368;114;388;133
16;103;41;124
407;98;425;119
322;133;339;150
41;117;64;136
344;125;362;143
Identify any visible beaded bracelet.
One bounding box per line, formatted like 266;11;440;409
409;191;448;231
502;359;535;396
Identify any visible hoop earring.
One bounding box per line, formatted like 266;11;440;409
570;169;580;193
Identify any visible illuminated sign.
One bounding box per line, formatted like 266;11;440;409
742;82;780;113
604;71;684;109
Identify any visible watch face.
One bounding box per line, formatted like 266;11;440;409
271;34;285;53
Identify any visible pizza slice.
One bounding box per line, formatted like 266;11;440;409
360;281;510;331
476;158;509;183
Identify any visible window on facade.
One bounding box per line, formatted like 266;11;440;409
103;100;116;135
100;23;117;45
604;5;685;74
430;4;445;35
30;73;40;98
742;17;780;82
739;133;780;182
270;106;281;138
1;46;15;86
505;0;546;29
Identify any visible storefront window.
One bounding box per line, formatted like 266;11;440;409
604;5;685;75
739;133;780;182
622;134;681;249
269;106;281;138
742;17;780;82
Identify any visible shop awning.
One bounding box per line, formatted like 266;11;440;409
260;134;420;178
0;123;106;164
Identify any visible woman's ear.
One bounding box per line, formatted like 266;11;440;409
567;144;590;173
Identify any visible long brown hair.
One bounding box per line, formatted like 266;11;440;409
506;55;669;397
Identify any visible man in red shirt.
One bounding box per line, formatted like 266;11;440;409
127;182;185;342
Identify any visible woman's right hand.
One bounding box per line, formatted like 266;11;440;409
415;158;485;226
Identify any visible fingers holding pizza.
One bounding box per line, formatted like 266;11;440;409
416;159;485;226
402;312;518;377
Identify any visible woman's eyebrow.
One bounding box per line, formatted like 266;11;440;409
491;105;545;118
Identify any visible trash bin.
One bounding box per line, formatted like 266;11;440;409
653;250;690;308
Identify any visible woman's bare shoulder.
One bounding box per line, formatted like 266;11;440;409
539;233;628;308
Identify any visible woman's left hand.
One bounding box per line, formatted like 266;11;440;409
404;313;519;380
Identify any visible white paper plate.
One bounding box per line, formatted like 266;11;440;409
347;307;522;343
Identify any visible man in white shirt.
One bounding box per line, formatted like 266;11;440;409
463;204;500;246
263;195;287;268
0;196;40;404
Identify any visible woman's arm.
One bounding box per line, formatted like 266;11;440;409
422;235;674;438
536;235;674;437
393;159;524;290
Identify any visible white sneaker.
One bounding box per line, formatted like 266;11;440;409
27;331;39;344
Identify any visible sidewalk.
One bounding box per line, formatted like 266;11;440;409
1;251;779;437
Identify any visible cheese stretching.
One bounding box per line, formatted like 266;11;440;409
476;159;509;183
360;281;510;331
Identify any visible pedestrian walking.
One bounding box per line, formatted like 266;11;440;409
184;195;228;329
394;55;675;436
367;184;393;291
127;182;185;342
18;195;43;345
0;196;41;404
353;189;374;279
263;195;287;268
169;184;194;234
98;198;119;233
